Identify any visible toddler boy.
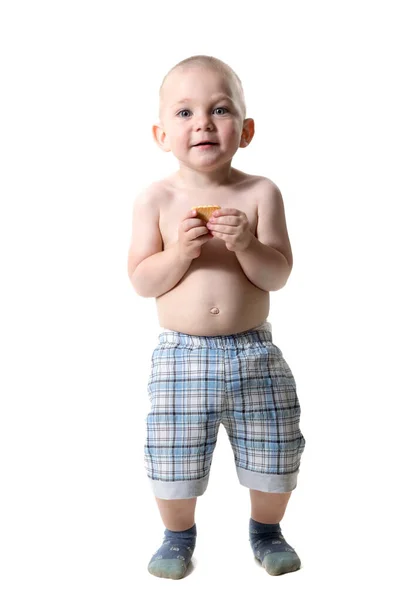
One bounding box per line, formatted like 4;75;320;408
127;55;306;579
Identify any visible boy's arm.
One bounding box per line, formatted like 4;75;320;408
127;190;193;298
235;182;293;292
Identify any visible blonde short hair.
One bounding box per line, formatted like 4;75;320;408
159;55;246;118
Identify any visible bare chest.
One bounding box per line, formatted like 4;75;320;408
159;188;259;251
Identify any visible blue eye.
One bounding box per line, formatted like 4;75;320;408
213;107;228;115
177;109;191;117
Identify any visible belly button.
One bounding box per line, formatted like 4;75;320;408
210;307;220;314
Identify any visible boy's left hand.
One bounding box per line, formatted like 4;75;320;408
206;208;253;252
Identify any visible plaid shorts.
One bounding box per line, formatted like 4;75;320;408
145;321;305;499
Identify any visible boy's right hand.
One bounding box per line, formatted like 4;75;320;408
178;209;213;260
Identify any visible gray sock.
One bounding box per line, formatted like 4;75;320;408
148;524;196;580
249;518;301;575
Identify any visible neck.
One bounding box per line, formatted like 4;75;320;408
176;162;235;189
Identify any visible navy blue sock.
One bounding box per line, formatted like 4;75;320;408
249;518;301;575
148;524;196;580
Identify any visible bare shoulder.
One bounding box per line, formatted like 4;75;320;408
251;175;287;209
226;168;262;188
229;170;280;195
134;179;173;209
252;175;283;196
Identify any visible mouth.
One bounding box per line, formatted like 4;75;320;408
192;142;218;147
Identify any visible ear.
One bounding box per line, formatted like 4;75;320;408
239;118;255;148
152;123;171;152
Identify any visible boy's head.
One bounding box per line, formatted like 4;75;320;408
153;55;254;172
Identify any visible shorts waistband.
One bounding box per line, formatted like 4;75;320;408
158;320;272;349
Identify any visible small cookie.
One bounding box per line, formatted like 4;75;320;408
191;205;221;222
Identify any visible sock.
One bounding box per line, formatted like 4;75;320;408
249;518;301;576
148;524;196;580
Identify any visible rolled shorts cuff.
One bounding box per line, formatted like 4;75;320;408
236;466;299;493
148;474;210;500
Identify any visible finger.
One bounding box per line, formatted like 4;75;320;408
207;223;235;234
212;208;241;218
185;220;206;233
195;225;209;236
190;218;208;229
183;210;198;224
183;209;196;220
209;215;241;226
186;210;208;225
207;230;234;240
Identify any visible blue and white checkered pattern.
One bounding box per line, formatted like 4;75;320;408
145;322;305;499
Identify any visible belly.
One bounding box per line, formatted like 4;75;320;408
156;250;270;336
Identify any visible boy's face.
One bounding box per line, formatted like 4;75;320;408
154;66;253;172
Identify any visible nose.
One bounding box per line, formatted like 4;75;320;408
194;112;214;131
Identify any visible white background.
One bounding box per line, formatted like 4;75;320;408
1;1;399;598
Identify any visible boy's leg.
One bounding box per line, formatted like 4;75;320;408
249;490;301;576
145;328;235;578
217;324;305;576
155;497;197;530
148;497;197;580
250;490;291;523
